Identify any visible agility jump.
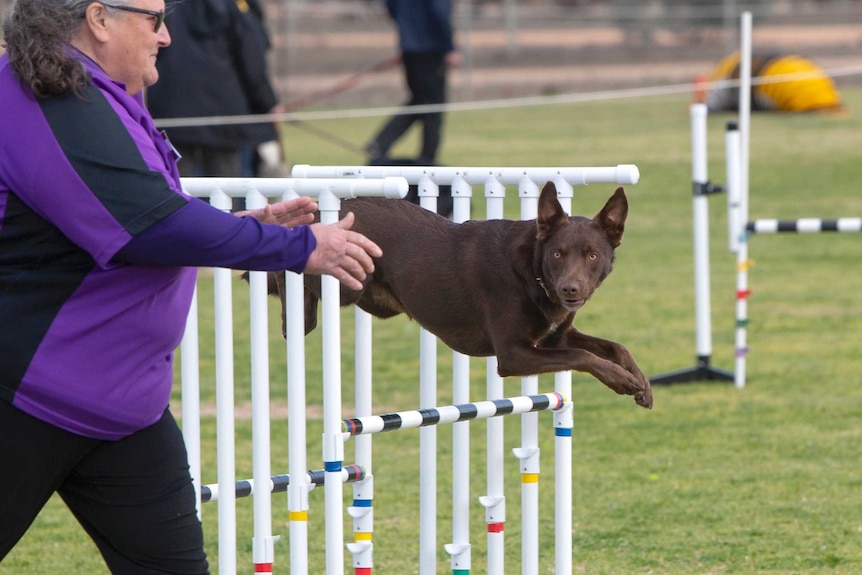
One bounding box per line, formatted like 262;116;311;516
179;163;639;575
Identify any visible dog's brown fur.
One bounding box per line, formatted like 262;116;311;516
274;182;652;408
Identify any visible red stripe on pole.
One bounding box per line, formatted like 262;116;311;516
487;522;505;533
254;563;273;573
355;568;372;575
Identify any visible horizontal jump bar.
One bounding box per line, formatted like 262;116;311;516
181;176;408;199
200;464;365;503
746;218;862;234
343;392;567;436
291;164;640;186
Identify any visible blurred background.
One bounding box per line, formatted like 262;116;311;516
262;0;862;108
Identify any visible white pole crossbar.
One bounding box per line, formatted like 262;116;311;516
201;465;366;502
292;164;640;186
342;393;567;436
746;219;862;234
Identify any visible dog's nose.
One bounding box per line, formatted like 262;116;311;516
561;284;579;298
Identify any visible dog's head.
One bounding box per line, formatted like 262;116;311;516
535;182;627;312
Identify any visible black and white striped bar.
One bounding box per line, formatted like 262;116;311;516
342;393;566;436
746;218;862;234
201;464;365;503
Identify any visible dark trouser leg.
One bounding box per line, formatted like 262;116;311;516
59;410;209;575
405;52;447;162
367;51;447;162
0;401;95;559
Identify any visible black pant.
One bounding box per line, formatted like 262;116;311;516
368;51;447;162
0;402;209;574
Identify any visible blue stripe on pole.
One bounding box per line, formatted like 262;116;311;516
555;427;572;437
325;460;342;472
352;499;372;507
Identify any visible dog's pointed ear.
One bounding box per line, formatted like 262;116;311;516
594;187;628;248
537;181;567;240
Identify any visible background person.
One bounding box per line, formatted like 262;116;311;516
146;0;285;203
0;0;380;571
364;0;461;165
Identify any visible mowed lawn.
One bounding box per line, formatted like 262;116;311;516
4;88;862;574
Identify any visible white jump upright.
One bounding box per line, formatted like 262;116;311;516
650;105;733;385
725;129;862;389
292;163;639;575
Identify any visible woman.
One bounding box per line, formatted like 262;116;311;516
0;0;380;572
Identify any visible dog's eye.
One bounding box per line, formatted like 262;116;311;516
553;250;561;259
588;252;598;261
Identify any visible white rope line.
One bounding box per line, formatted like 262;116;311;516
152;63;862;129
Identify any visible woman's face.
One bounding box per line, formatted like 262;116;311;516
90;1;172;95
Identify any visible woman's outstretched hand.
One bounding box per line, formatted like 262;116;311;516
239;196;317;228
304;212;382;291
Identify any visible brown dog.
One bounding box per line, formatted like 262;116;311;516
274;181;652;408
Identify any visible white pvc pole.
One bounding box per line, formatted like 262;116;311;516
418;177;439;575
287;264;310;575
180;289;202;519
515;180;541;575
479;178;507;574
690;103;714;362
211;188;237;575
725;121;742;254
726;128;750;389
346;308;374;570
444;176;473;574
735;12;753;389
552;178;574;575
320;189;346;575
739;12;752;234
247;189;276;575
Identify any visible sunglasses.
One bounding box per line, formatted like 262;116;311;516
99;2;166;33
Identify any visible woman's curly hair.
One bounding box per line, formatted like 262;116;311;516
1;0;93;98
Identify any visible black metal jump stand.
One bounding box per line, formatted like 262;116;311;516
651;355;734;385
651;104;734;386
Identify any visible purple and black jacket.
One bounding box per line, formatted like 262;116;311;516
0;51;314;440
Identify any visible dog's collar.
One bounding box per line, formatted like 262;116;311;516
535;276;552;300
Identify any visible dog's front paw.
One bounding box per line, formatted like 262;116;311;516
634;385;653;409
630;367;653;409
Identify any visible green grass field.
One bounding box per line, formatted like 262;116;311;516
4;88;862;574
